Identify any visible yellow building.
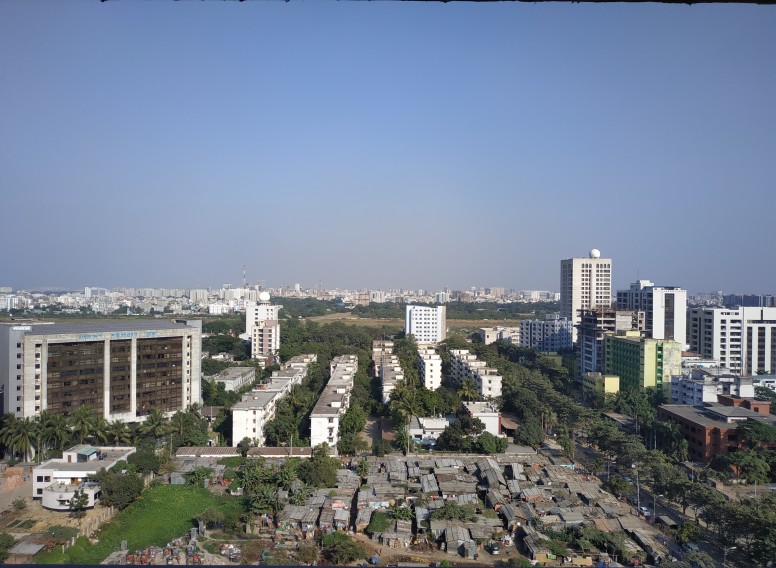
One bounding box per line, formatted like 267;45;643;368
604;330;681;392
582;372;621;399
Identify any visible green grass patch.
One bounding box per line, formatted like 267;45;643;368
35;485;243;565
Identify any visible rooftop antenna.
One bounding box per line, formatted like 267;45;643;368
242;265;247;289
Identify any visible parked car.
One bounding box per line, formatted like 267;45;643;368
683;542;700;553
490;543;500;555
638;506;652;517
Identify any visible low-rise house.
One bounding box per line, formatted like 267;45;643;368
380;519;413;549
334;508;350;530
355;507;374;532
32;445;136;511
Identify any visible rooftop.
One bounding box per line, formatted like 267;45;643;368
12;319;196;336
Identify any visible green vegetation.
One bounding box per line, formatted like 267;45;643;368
0;532;16;564
352;300;560;321
319;531;365;564
366;511;389;535
36;485;242;564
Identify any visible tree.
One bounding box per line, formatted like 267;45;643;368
69;404;95;445
297;444;339;488
430;500;477;522
105;420;132;446
11;498;26;512
356;458;370;480
0;532;16;564
237;437;252;458
185;467;214;486
457;378;480;402
69;488;89;520
195;507;225;529
140;408;169;440
514;418;544;448
320;532;365;564
127;449;161;474
44;412;71;451
476;431;508;454
676;522;699;545
607;477;629;498
95;469;144;510
296;542;318;565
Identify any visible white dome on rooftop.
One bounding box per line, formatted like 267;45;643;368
259;291;271;302
589;249;601;259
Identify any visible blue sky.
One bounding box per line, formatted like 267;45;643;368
1;2;775;294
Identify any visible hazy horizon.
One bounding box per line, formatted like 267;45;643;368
2;2;775;294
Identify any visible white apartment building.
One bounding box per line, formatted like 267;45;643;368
309;355;357;450
560;249;612;342
409;415;454;446
449;349;502;399
671;368;754;406
405;305;446;345
418;346;442;391
210;366;255;391
372;341;402;403
519;316;573;352
689;306;776;375
577;308;643;379
462;401;503;438
33;445;137;510
617;280;687;348
245;293;282;359
231;354;316;446
479;326;521;346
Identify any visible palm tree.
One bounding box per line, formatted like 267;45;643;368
32;413;48;463
457;378;480;402
289;483;312;506
170;411;188;438
275;464;296;491
105;420;132;445
140;408;169;440
356;458;370;481
69;405;95;445
93;417;110;444
45;413;71;451
3;417;36;462
390;382;422;455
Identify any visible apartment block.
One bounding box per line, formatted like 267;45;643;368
560;250;612;342
418;346;442;391
0;320;202;420
405;305;446;345
689;307;776;375
604;330;682;392
310;355;358;450
576;308;644;379
519;316;573;352
210;366;255;391
232;354;316;446
671;370;752;406
449;349;502;399
462;401;503;437
245;292;282;360
479;326;521;346
617;280;687;347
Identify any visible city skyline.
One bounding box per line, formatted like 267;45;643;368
2;3;775;293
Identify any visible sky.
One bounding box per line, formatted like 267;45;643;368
1;2;775;295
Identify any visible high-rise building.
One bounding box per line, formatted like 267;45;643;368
617;280;687;347
310;355;357;450
0;320;202;420
577;308;644;379
689;306;776;375
245;292;281;360
418;346;442;391
405;305;446;345
560;249;612;342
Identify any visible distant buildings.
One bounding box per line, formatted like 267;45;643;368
479;326;521;346
617;280;687;348
449;349;502;399
0;319;201;420
405;305;446;345
462;401;503;437
310;355;358;450
671;369;752;406
689;306;776;375
560;249;612;343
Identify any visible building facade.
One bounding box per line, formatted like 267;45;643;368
519;316;573;352
576;308;643;379
0;320;201;421
617;280;687;348
560;250;612;342
310;355;357;450
449;349;502;399
405;305;446;345
418;346;442;391
604;330;682;392
245;293;281;360
689;306;776;375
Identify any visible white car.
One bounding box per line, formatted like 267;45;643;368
638;506;652;517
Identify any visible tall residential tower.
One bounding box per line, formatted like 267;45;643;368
560;249;613;342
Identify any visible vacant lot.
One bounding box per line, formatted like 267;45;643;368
36;484;242;564
306;312;522;332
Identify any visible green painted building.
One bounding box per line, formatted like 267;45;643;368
604;330;681;391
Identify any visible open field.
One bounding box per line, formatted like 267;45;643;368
305;312;523;331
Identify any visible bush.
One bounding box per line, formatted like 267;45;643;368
11;498;26;511
373;439;392;457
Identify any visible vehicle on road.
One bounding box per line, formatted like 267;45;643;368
638;506;652;517
682;542;700;553
490;542;500;555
